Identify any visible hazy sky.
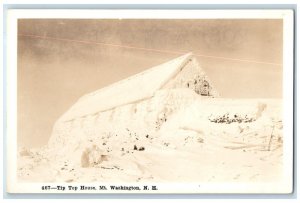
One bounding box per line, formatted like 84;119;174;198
17;19;283;148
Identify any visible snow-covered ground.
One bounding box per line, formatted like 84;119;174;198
18;89;283;183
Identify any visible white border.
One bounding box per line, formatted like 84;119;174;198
6;9;294;194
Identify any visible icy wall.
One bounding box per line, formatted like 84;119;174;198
47;54;220;160
163;57;219;97
47;89;199;157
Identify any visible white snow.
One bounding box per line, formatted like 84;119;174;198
17;54;284;187
18;92;283;184
60;53;193;121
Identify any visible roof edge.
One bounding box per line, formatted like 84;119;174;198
57;53;194;122
78;53;193;102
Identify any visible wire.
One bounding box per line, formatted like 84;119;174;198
18;33;282;67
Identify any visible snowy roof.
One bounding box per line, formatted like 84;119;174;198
60;53;195;121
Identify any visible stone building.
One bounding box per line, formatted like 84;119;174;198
48;53;219;159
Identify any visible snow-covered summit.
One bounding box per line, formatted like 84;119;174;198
19;54;283;186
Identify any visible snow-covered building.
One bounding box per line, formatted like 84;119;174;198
48;53;219;154
18;53;284;184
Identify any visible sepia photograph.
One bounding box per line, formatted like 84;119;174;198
6;9;294;194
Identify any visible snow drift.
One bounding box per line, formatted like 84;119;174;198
17;53;283;184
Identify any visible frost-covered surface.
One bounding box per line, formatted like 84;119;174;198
18;54;283;183
162;56;219;97
59;53;218;122
18;91;283;183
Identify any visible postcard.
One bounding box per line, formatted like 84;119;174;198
6;9;294;194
